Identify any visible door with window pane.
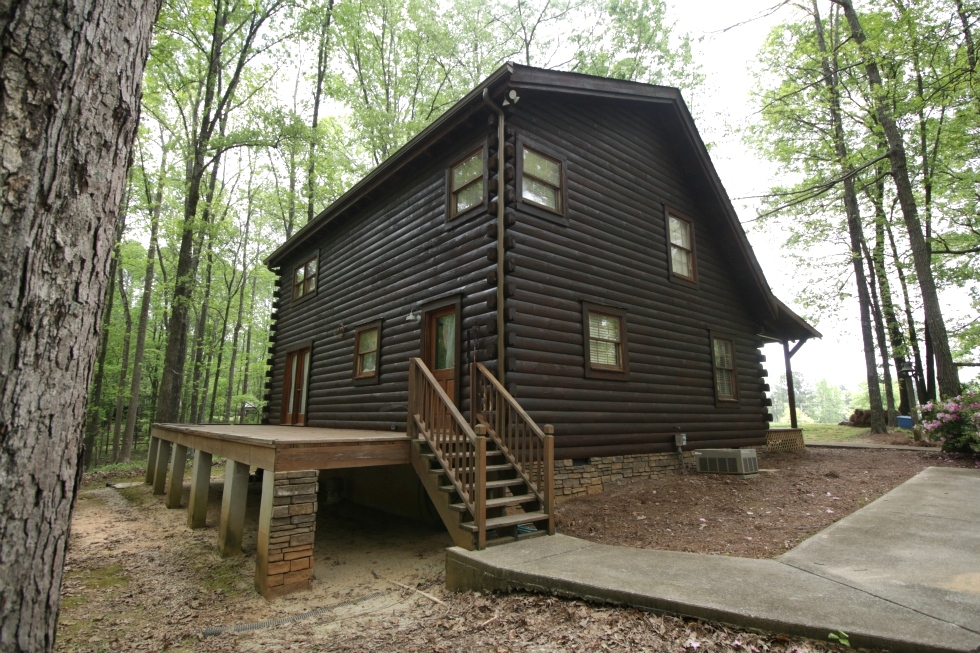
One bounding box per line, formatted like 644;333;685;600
424;306;457;403
282;347;310;425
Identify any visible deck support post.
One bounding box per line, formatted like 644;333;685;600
166;444;188;508
188;450;213;528
256;470;317;598
145;435;159;484
783;340;806;429
218;460;250;557
152;439;173;495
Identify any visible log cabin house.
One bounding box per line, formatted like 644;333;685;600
148;64;818;597
262;63;817;502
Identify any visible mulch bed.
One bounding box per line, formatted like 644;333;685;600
555;447;977;558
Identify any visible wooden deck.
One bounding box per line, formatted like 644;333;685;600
144;423;413;599
151;423;411;471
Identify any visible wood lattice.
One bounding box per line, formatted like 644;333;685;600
766;429;805;452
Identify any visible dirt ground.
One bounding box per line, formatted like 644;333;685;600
57;446;976;653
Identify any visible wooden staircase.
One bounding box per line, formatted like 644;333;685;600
408;358;555;550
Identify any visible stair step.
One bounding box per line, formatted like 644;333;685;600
486;528;548;546
439;477;525;493
449;494;537;513
459;511;549;533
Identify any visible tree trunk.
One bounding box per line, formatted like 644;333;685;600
885;220;929;401
111;264;134;462
860;236;897;425
306;0;335;224
188;236;215;424
0;0;159;647
239;274;259;423
121;144;166;461
813;1;886;433
833;0;960;399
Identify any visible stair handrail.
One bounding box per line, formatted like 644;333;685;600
408;358;486;529
471;362;555;535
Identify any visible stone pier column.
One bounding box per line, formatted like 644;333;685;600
255;470;317;598
152;439;173;495
187;450;213;529
165;444;188;508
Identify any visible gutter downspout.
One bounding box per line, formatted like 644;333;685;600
482;89;506;385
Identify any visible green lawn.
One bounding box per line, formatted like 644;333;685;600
771;422;870;442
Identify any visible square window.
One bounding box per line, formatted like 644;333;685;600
449;148;485;218
711;335;738;402
583;303;629;379
667;211;696;282
293;255;318;300
521;145;563;213
354;322;382;381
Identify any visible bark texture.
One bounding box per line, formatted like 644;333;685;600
0;0;160;649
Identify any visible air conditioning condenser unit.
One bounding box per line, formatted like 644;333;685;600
694;448;758;477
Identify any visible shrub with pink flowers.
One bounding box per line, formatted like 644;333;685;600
920;391;980;453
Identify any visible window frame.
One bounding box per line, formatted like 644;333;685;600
352;319;382;384
665;208;697;285
281;343;313;426
709;330;740;405
516;136;568;224
445;144;488;221
292;254;319;302
582;302;630;380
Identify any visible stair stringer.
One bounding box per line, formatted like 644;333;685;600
410;439;475;550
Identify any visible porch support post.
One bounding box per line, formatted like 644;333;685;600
187;450;213;528
783;339;807;429
145;435;159;484
152;439;173;495
218;460;250;557
165;444;188;508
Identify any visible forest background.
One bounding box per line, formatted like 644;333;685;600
84;0;980;466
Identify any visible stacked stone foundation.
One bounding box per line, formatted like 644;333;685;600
554;451;696;497
256;470;318;598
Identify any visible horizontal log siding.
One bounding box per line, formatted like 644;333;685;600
268;134;496;431
508;98;769;458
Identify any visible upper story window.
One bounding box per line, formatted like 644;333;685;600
449;148;485;218
521;145;562;213
667;211;696;282
711;335;738;402
293;255;317;300
354;322;381;380
583;303;629;379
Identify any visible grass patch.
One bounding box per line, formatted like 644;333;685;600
193;554;248;595
771;423;870;442
78;564;129;591
116;485;151;507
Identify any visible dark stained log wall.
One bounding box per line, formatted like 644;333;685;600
505;95;770;458
267;93;771;458
266;129;498;431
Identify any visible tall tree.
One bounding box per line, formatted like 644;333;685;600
811;0;886;432
0;0;160;648
831;0;960;398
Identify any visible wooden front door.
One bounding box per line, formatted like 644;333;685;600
424;305;457;403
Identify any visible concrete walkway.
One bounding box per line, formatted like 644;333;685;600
446;467;980;653
806;440;938;452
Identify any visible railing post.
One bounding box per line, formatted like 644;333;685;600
469;356;476;427
475;433;487;550
407;358;416;438
544;424;555;536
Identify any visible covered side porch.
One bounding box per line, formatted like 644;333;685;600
145;424;410;598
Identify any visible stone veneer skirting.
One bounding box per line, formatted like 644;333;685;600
256;470;318;598
554;451;697;497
